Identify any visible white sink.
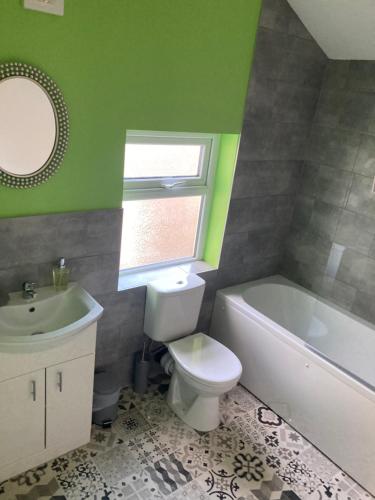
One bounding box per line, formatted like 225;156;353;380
0;283;103;348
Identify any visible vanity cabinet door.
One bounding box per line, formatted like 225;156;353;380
0;369;45;469
46;355;95;452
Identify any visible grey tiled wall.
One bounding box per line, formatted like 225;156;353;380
0;209;122;295
217;0;327;288
282;60;375;323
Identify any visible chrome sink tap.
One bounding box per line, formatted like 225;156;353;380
22;282;37;300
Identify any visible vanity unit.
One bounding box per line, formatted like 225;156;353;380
0;284;103;482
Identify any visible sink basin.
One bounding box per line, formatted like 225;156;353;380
0;283;103;347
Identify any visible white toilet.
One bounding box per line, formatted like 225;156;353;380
144;274;242;432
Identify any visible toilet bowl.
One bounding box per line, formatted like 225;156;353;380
166;332;242;431
144;274;242;431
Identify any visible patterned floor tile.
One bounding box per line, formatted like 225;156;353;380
151;415;200;454
128;427;177;466
51;458;111;500
86;407;151;457
229;385;262;410
92;444;140;485
276;458;321;497
220;393;253;425
111;469;163;499
197;442;284;500
112;407;151;439
169;479;211;499
145;453;193;496
137;395;175;426
118;387;139;413
194;424;246;460
174;439;225;478
310;471;373;500
298;446;339;483
86;426;126;455
2;383;373;500
0;463;66;500
230;410;269;445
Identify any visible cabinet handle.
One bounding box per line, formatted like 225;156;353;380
31;380;36;401
57;371;63;392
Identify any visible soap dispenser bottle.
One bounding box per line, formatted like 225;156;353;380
53;257;70;291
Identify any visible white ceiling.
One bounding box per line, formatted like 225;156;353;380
287;0;375;60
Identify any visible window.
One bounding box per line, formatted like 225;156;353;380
120;130;218;271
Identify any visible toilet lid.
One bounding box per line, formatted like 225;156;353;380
168;333;242;386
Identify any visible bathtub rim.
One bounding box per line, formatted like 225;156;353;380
215;274;375;403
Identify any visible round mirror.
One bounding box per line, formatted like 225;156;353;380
0;63;69;188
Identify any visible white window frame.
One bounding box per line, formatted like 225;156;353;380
121;130;220;273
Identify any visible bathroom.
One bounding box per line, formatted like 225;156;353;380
1;0;375;498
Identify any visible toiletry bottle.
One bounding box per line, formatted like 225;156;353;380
53;257;70;291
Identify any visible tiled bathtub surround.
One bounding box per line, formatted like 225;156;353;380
282;60;375;323
222;0;327;288
0;380;372;499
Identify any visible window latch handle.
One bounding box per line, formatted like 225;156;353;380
161;181;185;189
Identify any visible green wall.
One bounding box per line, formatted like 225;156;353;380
0;0;261;218
204;134;241;268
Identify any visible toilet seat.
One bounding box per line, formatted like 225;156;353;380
168;332;242;388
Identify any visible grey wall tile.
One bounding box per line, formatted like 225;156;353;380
279;42;326;89
347;61;375;93
272;83;320;123
339;91;375;133
301;163;352;207
217;254;280;290
245;77;277;121
231;160;301;199
0;263;40;294
291;195;314;230
346;175;375;217
335;210;375;256
321;61;350;90
285;230;332;269
238;120;309;162
226;195;294;234
314;89;346;127
336;249;375;296
259;0;290;32
283;59;375;325
252;28;289;81
354;134;375;176
95;287;146;334
0;209;123;270
309;201;341;240
311;275;357;310
68;253;120;296
352;290;375;324
220;232;249;269
259;0;311;40
306;125;361;170
316;167;352;207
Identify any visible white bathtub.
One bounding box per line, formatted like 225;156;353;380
210;275;375;495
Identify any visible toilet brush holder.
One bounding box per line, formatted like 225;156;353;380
134;350;151;394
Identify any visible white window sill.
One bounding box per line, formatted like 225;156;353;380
118;260;216;291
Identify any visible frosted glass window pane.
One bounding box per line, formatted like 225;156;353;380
124;143;202;178
120;196;202;269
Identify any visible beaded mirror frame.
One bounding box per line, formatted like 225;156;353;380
0;62;69;188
